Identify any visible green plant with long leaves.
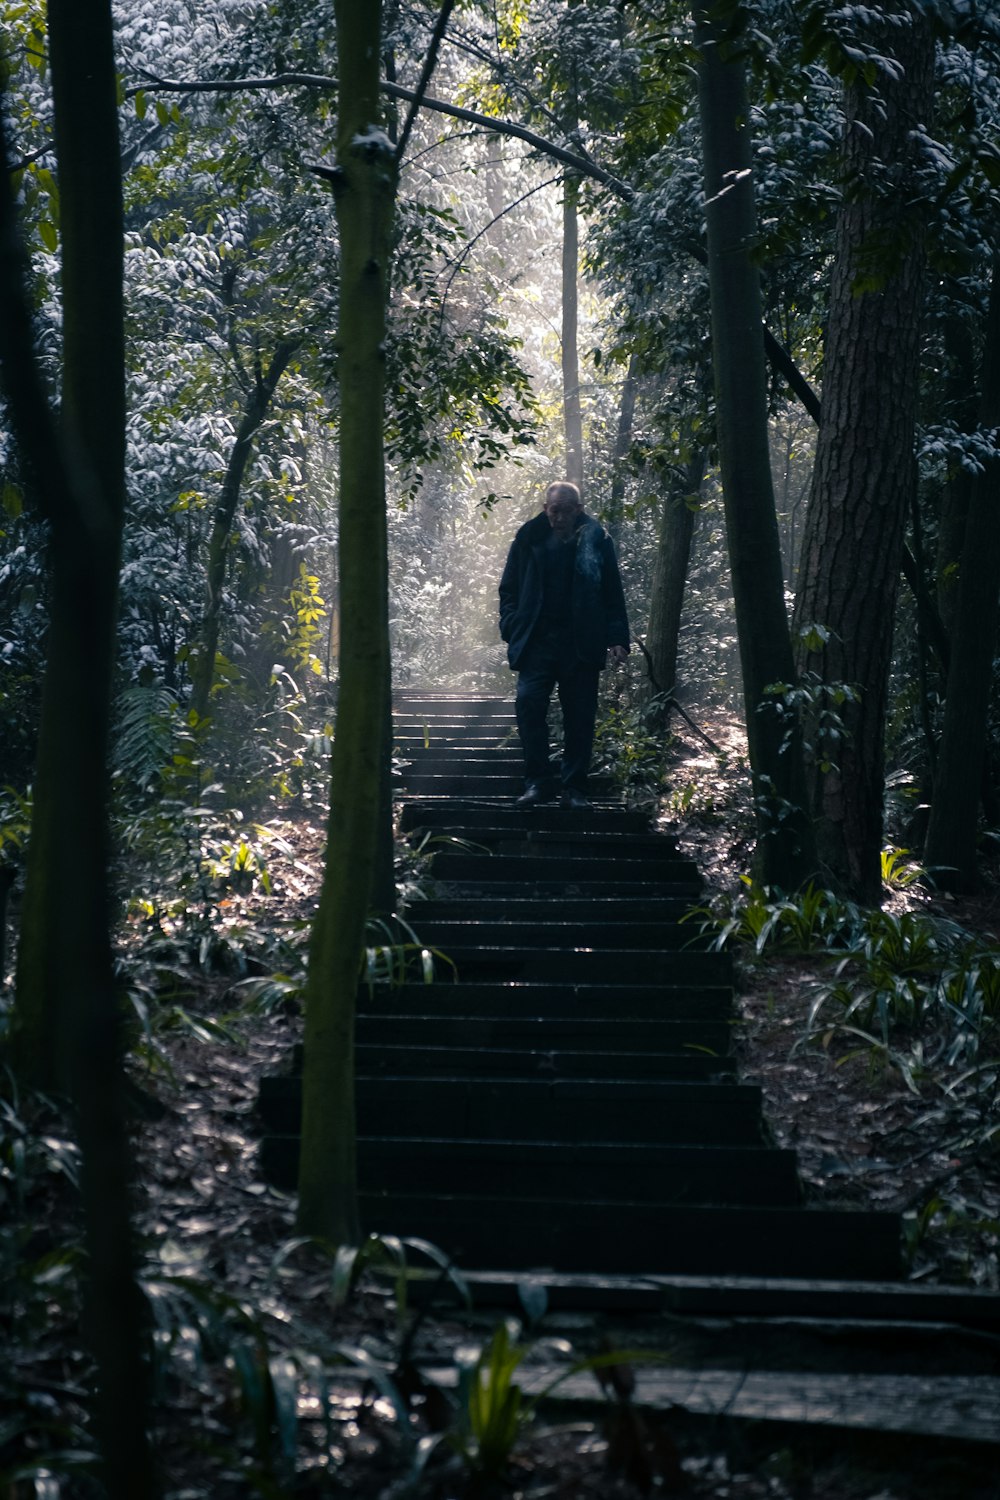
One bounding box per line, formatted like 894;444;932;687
686;876;856;956
411;1315;673;1495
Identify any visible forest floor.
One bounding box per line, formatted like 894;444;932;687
4;705;1000;1497
664;711;1000;1293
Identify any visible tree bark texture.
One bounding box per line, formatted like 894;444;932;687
792;6;934;901
297;0;395;1246
1;3;156;1493
190;336;301;719
695;7;816;888
923;251;1000;888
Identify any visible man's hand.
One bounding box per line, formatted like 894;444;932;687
609;645;629;665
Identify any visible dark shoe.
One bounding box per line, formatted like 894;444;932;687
560;790;591;810
516;784;551;808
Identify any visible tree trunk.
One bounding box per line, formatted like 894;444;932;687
297;0;395;1246
694;7;816;888
645;447;704;711
607;352;640;525
934;310;978;638
561;173;584;487
1;3;156;1493
923;251;1000;889
792;6;934;902
190;336;300;720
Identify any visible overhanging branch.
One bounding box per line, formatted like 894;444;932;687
131;67;635;200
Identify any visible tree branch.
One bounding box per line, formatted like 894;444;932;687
395;0;458;168
131;68;635;199
633;636;724;755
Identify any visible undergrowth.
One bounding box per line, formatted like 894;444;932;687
688;868;1000;1277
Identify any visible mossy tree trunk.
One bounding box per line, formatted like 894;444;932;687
792;6;934;901
923;251;1000;889
296;0;396;1245
694;5;816;889
0;3;156;1493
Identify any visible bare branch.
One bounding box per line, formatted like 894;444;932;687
438;172;563;327
130;67;634;200
395;0;458;168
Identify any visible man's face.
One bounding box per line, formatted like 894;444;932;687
544;494;582;539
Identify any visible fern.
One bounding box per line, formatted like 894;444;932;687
113;683;179;791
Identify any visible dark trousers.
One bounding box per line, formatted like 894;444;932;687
515;631;600;793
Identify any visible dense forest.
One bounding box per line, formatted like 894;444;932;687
1;1;1000;1496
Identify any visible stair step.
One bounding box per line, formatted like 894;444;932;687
357;1014;732;1051
354;1043;733;1080
395;726;517;740
399;801;653;834
409;920;709;951
358;982;735;1019
403;774;526;795
427;1268;1000;1329
260;1073;764;1143
356;1075;764;1143
408;897;695;922
260;1135;799;1203
354;1192;903;1280
430;852;701;885
429;879;703;901
394;698;513;716
398;748;523;763
425;946;730;986
408;828;681;854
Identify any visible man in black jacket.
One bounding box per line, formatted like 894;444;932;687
498;481;630;809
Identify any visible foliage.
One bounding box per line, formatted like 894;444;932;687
699;873;1000;1099
593;689;673;809
689;877;855;956
880;844;925;890
0;1070;93;1489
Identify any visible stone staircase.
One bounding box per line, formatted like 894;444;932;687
259;691;903;1280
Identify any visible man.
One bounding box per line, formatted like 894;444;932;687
498;480;630;809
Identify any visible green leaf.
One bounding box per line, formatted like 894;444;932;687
135;89;147;120
268;1355;299;1467
38;219;57;252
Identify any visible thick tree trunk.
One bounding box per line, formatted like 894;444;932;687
645;447;704;711
190;336;300;720
923;252;1000;889
694;8;816;888
297;0;395;1246
1;4;156;1495
561;173;584;487
792;7;934;902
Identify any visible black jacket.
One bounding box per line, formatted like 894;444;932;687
498;510;630;670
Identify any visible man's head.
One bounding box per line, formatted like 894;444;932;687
543;481;583;539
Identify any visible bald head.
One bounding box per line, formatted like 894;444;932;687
543;480;583;539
